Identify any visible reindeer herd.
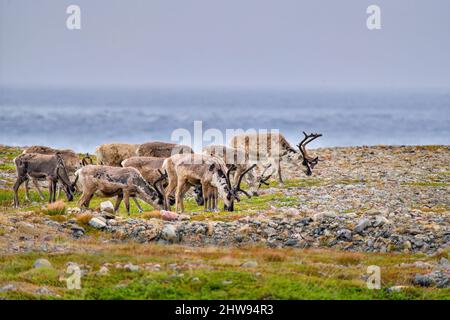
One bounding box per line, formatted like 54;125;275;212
12;132;322;214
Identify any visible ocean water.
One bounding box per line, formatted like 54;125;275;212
0;87;449;153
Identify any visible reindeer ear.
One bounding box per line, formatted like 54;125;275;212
209;163;215;171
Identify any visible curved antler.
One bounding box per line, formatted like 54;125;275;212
151;169;168;199
297;131;322;161
82;153;93;166
225;164;236;189
257;164;273;189
233;164;256;200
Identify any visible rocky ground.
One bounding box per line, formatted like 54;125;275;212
0;145;449;298
0;145;449;255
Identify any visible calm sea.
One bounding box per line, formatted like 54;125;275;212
0;87;449;153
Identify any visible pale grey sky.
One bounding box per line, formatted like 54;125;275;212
1;0;450;88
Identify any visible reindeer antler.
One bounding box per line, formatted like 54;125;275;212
225;164;236;190
233;164;257;201
82;153;93;166
257;164;273;189
297;131;322;161
152;169;168;199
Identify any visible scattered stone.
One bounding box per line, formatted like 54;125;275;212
0;284;15;292
33;258;52;269
354;219;371;234
336;229;353;241
71;225;85;237
35;287;53;295
241;261;258;268
124;263;140;272
414;271;450;288
388;286;410;292
97;266;109;275
373;216;389;227
437;258;450;271
89;217;107;229
284;239;298;247
161;210;179;221
100;201;115;213
161;224;178;242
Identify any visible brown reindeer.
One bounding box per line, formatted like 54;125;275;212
13;153;75;207
202;144;274;195
136;141;193;158
121;157;174;211
95;143;140;166
75;165;164;214
162;154;253;213
230;131;322;183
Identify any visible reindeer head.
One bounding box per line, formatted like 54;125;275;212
151;170;169;207
55;153;76;201
297;132;322;176
221;164;256;211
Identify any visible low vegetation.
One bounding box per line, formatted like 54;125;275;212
0;244;448;300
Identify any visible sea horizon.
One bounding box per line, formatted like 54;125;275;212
1;86;449;153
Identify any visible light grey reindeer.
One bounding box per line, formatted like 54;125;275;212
230;131;322;183
75;165;164;214
13;153;76;207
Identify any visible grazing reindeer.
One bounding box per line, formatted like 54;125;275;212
136;141;193;158
13;153;75;207
203;144;272;195
22;146;91;200
230;131;322;183
162;154;254;213
95;143;140;166
75;165;164;214
202;145;254;183
121;156;182;210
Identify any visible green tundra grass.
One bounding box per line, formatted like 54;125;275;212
1;245;449;300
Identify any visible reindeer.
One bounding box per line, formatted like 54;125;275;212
13;153;75;207
75;165;164;214
121;156;189;211
95;143;140;167
162;154;254;213
230;132;322;183
136;141;193;158
21;146;92;200
202;144;268;195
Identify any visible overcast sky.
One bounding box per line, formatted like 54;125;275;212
1;0;450;89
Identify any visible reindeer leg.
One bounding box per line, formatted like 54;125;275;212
114;194;123;213
52;180;58;203
24;179;31;202
84;193;95;209
203;184;209;212
180;183;191;213
164;180;177;211
123;191;130;214
32;179;46;200
132;197;143;213
213;188;219;212
277;161;283;184
57;182;61;199
47;178;53;203
175;180;185;213
13;177;26;208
